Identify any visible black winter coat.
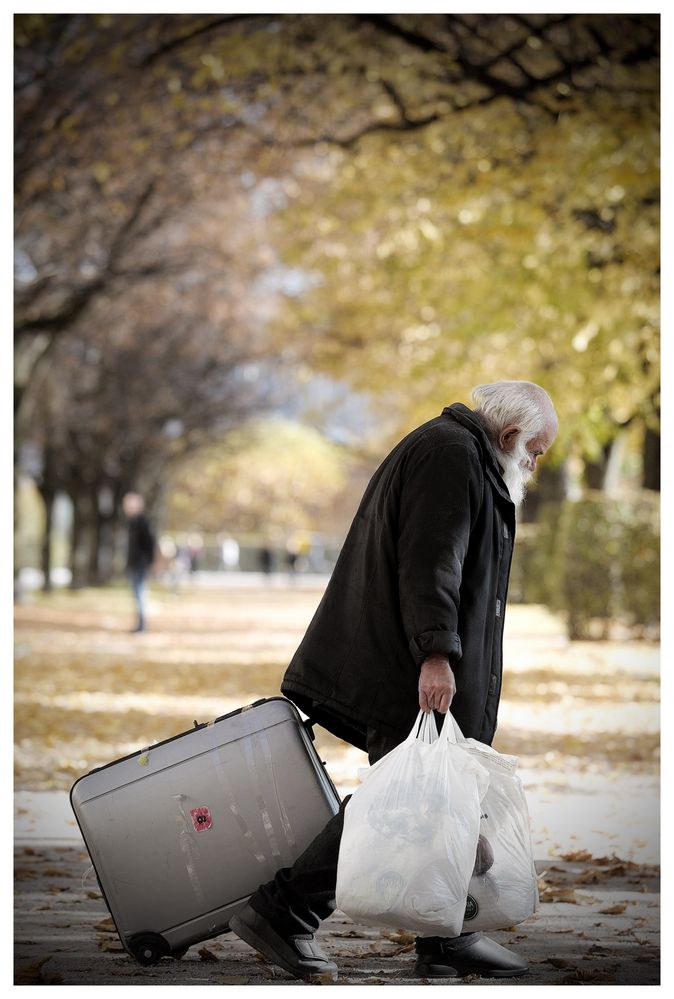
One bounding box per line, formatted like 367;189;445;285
126;515;156;572
281;404;516;751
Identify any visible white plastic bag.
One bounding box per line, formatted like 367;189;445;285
451;720;539;932
336;710;489;937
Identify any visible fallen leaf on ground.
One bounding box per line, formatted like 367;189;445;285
14;867;38;880
546;957;570;968
538;873;566;886
584;946;610;957
380;929;416;945
540;886;583;903
15;965;63;985
590;855;640;869
576;869;600;884
558;849;593;862
561;968;616;983
198;947;219;962
98;939;124;952
94;917;115;932
599;903;627;914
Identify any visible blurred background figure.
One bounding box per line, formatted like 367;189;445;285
221;536;241;572
157;535;191;590
122;492;156;633
187;533;204;574
259;547;274;578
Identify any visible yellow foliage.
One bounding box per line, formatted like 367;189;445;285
165;419;350;537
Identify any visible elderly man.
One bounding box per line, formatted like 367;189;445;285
231;381;558;981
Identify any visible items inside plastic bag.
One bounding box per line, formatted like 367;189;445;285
336;710;489;938
453;721;539;932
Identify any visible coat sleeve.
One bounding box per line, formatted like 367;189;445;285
396;441;484;668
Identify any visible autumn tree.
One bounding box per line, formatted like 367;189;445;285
15;13;660;590
165;419;352;541
20;272;283;587
261;14;659;490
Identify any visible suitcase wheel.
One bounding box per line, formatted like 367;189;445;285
128;932;170;965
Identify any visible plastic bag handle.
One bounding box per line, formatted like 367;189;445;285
448;713;466;743
405;710;462;745
404;710;432;746
418;710;439;743
439;711;460;745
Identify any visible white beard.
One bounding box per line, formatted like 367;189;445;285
498;440;534;507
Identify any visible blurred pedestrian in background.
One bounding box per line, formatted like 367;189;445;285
221;536;241;572
122;492;156;633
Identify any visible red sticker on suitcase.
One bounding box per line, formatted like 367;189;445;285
190;807;213;832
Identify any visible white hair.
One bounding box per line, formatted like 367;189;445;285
471;381;549;438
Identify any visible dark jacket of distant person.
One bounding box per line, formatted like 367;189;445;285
126;514;156;573
281;403;516;751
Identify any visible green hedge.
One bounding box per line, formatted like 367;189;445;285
509;493;659;639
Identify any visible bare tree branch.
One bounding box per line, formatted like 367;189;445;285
15;180;158;339
136;13;267;67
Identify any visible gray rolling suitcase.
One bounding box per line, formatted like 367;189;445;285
70;696;341;965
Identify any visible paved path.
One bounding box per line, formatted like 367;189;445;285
14;799;659;987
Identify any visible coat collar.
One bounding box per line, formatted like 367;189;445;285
442;403;515;509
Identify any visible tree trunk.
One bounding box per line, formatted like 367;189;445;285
96;482;118;584
603;433;627;496
97;514;115;584
69;491;89;589
40;489;55;592
583;441;612;490
110;485;129;579
520;461;567;523
643;426;660;492
86;486;102;586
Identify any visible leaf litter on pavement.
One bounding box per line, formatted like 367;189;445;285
14;588;659;790
13;586;660;984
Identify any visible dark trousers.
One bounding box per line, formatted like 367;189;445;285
248;723;465;950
